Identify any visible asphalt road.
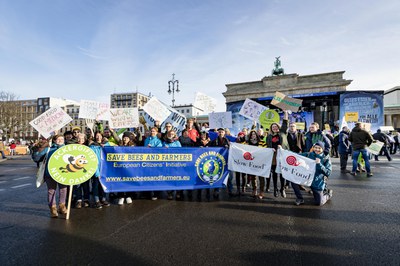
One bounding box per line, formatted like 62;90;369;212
0;154;399;265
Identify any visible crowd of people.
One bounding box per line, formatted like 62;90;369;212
30;113;399;218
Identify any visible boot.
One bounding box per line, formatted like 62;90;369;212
58;203;68;215
50;205;58;218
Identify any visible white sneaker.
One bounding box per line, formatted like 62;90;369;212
118;198;124;205
126;197;132;204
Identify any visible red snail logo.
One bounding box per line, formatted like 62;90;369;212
243;152;254;160
286;155;300;166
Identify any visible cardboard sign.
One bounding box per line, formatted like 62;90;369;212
209;112;232;129
239;98;268;121
345;112;359;122
47;144;99;186
29;106;72;138
79;100;110;120
108;108;139;129
271;91;302;112
142;97;171;123
259;109;280;130
367;141;385;156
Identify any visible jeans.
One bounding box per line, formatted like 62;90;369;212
351;148;371;174
227;171;234;193
374;146;392;161
45;175;67;207
92;177;106;202
0;151;6;159
292;183;331;206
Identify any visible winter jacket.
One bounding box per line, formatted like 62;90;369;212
89;141;110;178
349;127;373;150
304;130;331;155
144;136;162;147
338;130;351;154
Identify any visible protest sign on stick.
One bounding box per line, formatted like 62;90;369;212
239;98;268;121
108;108;139;129
29;106;72;138
271;91;302;112
209;112;232;129
143;97;171;123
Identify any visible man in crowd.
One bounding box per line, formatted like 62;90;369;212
348;122;374;177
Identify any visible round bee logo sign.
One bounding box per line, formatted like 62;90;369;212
195;151;226;185
47;144;98;185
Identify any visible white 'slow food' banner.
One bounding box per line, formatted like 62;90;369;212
29;106;73;138
108;108;139;129
228;143;274;178
277;149;316;186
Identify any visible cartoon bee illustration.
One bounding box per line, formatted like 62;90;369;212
59;154;88;173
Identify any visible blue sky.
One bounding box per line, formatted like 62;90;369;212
1;0;399;111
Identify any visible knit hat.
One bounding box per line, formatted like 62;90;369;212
123;131;133;138
313;141;325;150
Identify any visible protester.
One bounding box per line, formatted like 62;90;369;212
195;130;211;200
348;122;374;177
179;129;195;147
338;126;351;173
304;122;331;155
90;132;111;209
265;111;289;198
163;130;182;200
291;141;333;206
9;141;16;156
144;127;162;200
372;129;392;161
74;133;91;209
0;140;7;159
246;130;267;199
186;118;200;142
33;134;67;218
117;131;136;206
234;131;247;196
392;131;399;154
210;127;230;200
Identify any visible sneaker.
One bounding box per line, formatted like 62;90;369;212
367;172;373;177
328;189;333;197
350;172;356;176
101;200;110;207
295;199;304;206
75;200;82;209
118;198;124;205
126;197;132;204
95;201;102;209
281;189;286;198
274;189;279;197
83;200;90;208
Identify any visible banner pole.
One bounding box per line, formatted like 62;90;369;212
66;185;73;220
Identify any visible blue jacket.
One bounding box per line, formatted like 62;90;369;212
89;141;110;178
338;130;351;154
299;151;332;191
144;136;162;147
34;143;65;178
163;140;182;148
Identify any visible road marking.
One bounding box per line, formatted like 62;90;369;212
13;176;31;181
11;183;32;189
2;169;14;172
0;181;6;184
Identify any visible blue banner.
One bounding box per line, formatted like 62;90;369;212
100;147;229;193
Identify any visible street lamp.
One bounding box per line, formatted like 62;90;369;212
167;73;180;107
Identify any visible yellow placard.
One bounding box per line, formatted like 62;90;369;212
295;122;305;130
324;124;331;131
259;109;280;130
345;112;359;122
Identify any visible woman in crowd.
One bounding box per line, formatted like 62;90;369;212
195;130;211;200
163;130;182;200
179;129;195;147
90;131;111;209
33;134;67;218
246;130;267;199
117;131;137;205
291;141;333;206
144;127;162;200
234;131;247;196
210;128;230;200
74;133;91;209
265;111;289;198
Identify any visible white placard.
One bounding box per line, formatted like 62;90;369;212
142;97;171;123
29;106;73;138
79;100;110;120
143;109;186;135
194;92;217;113
209;112;232;129
239;98;268;121
108;108;139;129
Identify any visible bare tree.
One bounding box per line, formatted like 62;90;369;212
0;91;20;141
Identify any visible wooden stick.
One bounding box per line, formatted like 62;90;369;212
66;185;73;220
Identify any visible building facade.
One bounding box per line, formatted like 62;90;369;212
384;86;400;130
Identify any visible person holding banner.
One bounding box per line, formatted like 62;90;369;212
90;132;111;209
246;130;267;199
144;127;163;200
186;118;201;142
210;128;230;200
74;133;91;209
291;141;333;206
265;112;289;198
33;134;68;218
338;126;351;173
195;130;212;200
234;132;247;196
163;130;183;200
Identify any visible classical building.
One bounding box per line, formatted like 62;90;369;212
110;92;150;109
223;71;352;134
384;86;400;130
